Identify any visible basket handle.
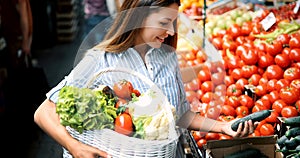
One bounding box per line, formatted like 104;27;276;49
85;67;160;92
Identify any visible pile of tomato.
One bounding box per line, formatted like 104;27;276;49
179;7;300;149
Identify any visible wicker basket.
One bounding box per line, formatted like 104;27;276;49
63;67;179;158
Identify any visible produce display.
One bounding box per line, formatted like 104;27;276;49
276;116;300;158
178;0;300;155
56;79;175;140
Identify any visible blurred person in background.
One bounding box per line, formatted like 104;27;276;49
82;0;119;42
0;0;33;70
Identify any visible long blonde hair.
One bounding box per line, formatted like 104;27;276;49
95;0;181;53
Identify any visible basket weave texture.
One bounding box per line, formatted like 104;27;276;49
62;67;179;158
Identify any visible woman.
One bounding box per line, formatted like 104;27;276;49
34;0;256;158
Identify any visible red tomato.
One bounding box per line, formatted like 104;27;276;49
283;67;300;82
258;53;274;68
241;65;258;79
225;96;240;108
186;90;198;103
266;40;283;56
256;120;267;132
224;75;235;87
114;113;134;136
201;81;215;93
231;68;243;81
196;89;204;100
248;74;261;86
211;72;225;85
198;69;211;82
205;132;220;141
214;84;226;96
292;62;300;69
209;61;225;73
226;84;242;96
290;79;300;91
280;86;300;104
235;78;248;90
252;104;268;113
222;40;237;51
276;33;291;45
289;48;300;62
197;138;207;148
227;56;241;69
184;52;196;61
275;79;290;91
218;115;235;122
265;65;284;80
255;98;271;109
236;106;249;117
132;89;141;97
269;91;280;104
267;79;278;92
113;80;134;99
211;37;223;50
255;42;266;52
295;100;300;113
255;84;268;97
205;106;222;120
239;94;254;109
236;36;246;46
241;21;253;36
196;50;208;62
240;48;258;65
289;36;300;49
259;123;275;136
219;134;233;140
274;53;291;68
248;130;261;137
186;78;201;91
221;104;236;117
281;106;298;118
272;99;288;114
228;24;242;39
201;92;214;103
259;77;269;85
265;111;279;123
282;47;291;56
191;130;203;142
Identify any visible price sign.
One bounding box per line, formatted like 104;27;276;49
260;12;276;31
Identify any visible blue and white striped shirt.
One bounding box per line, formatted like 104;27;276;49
46;47;190;120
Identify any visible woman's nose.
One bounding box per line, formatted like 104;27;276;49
166;24;175;36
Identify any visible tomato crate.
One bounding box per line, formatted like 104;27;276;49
203;135;281;158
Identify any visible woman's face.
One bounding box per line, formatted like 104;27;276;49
135;3;179;49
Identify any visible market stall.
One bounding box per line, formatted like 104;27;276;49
177;0;300;157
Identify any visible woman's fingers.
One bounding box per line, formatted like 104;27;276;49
235;120;255;137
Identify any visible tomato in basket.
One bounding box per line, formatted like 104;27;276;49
114;112;134;136
113;79;134;99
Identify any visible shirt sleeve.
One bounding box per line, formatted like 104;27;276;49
46;49;105;103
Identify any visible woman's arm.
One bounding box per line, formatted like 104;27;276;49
34;99;110;158
178;110;256;137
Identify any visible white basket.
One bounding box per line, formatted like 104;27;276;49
63;67;179;158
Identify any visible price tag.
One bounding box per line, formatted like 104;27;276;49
293;0;300;14
260;12;276;31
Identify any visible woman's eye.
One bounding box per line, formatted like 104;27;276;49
160;22;169;26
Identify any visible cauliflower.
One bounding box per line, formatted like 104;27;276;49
127;89;176;140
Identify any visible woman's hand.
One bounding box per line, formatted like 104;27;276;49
68;141;112;158
221;120;258;138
